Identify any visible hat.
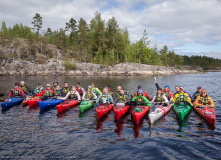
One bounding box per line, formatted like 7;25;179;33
77;82;81;85
201;89;207;93
38;83;41;85
88;86;91;88
107;85;111;88
137;85;142;89
179;86;184;89
157;87;162;91
46;84;51;87
165;85;170;89
53;81;58;84
197;86;202;89
138;89;143;94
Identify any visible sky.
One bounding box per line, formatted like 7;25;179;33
0;0;221;59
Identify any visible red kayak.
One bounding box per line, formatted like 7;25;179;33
113;104;130;121
56;100;79;113
131;106;149;124
96;104;113;120
27;98;42;107
194;105;216;125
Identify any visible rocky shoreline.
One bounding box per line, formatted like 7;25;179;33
0;59;200;76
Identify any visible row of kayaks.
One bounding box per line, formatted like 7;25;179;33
1;97;216;125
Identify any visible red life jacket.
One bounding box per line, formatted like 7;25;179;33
76;88;83;96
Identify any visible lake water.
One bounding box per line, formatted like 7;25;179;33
0;72;220;159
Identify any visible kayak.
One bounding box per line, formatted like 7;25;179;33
1;97;24;110
38;99;62;111
173;102;192;121
148;103;172;124
96;104;113;120
56;100;79;113
113;103;131;121
131;106;149;124
27;98;42;107
193;105;216;125
79;100;96;113
22;95;38;106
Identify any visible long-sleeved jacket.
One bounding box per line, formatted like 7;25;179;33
114;93;130;104
96;93;113;104
132;95;151;106
155;83;174;100
35;89;54;96
59;90;81;101
194;95;214;107
76;87;85;98
133;91;152;101
191;91;200;101
9;88;25;97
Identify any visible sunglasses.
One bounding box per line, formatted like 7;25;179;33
202;92;206;93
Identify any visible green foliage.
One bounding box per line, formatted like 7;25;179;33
64;61;77;70
1;12;221;69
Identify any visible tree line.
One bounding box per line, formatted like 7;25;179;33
0;12;221;69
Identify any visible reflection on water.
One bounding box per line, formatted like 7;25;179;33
0;72;221;159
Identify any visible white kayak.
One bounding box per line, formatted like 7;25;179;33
148;103;172;124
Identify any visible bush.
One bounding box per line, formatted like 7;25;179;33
64;61;77;70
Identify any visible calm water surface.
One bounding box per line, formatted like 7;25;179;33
0;72;221;159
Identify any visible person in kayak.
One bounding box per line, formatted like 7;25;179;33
113;89;130;105
82;86;97;100
154;77;174;101
33;83;44;94
52;81;58;91
173;86;191;98
107;85;114;97
35;84;54;100
132;89;151;106
194;89;214;108
173;86;192;105
52;85;65;98
191;86;202;101
133;85;152;101
62;82;70;96
76;82;85;99
58;86;81;101
91;82;102;97
9;82;25;97
20;81;31;94
150;87;169;105
96;87;113;105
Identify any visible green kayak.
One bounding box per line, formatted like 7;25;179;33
79;100;96;113
173;102;192;121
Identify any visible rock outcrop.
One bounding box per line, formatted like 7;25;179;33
0;60;199;76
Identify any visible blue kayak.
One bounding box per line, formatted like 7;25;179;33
1;98;24;110
38;99;62;111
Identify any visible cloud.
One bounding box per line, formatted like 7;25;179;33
0;0;221;58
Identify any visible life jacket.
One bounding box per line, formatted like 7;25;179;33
68;91;78;100
52;86;56;91
164;92;170;100
76;88;83;96
84;91;94;99
20;85;28;93
35;87;43;94
154;96;165;103
13;88;21;97
62;87;70;95
175;93;188;102
92;88;100;96
117;94;127;103
98;94;111;104
53;90;62;96
198;96;211;105
135;96;145;105
43;90;53;97
195;92;200;99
